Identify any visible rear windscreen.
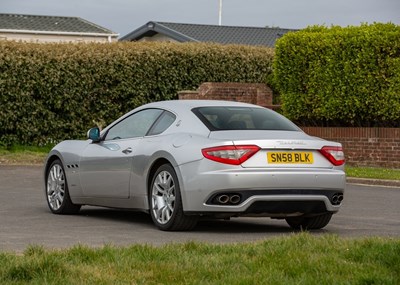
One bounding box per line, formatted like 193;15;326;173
192;107;300;131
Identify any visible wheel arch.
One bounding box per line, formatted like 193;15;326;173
44;153;63;182
146;158;198;230
44;152;81;214
147;158;173;195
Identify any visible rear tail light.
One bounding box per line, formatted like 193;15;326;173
319;146;345;166
202;145;260;165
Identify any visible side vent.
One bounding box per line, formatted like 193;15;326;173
66;164;79;169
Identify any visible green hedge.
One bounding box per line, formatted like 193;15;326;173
273;23;400;126
0;42;274;146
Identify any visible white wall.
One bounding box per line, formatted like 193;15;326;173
0;32;117;43
137;33;178;42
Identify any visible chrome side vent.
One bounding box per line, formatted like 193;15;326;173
66;164;79;169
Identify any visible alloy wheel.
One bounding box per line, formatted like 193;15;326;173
47;163;65;211
151;170;176;224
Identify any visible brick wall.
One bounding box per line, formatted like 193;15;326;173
178;82;400;168
178;82;274;107
302;127;400;167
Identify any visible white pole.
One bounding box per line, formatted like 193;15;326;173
219;0;222;25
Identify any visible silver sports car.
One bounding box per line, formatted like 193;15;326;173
44;100;345;231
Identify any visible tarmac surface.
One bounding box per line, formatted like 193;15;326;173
1;165;399;252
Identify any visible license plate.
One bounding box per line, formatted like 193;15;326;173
267;152;313;164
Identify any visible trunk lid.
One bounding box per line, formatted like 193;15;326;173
209;130;341;168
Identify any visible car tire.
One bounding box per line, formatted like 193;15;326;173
285;213;332;230
149;164;198;231
46;159;81;214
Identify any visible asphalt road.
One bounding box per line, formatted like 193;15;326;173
1;165;399;252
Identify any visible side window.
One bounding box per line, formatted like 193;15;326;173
148;111;176;136
105;109;163;141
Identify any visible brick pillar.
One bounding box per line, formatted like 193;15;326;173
178;82;274;107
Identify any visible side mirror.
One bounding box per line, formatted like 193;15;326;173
87;127;101;142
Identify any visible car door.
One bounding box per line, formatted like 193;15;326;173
79;108;164;198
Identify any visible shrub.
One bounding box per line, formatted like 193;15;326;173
273;23;400;126
0;42;274;146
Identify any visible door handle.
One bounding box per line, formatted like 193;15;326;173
122;147;132;154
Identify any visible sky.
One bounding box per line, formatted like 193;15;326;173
1;0;399;37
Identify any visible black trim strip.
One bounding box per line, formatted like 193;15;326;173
206;189;343;205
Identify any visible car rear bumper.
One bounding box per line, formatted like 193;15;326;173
177;161;345;216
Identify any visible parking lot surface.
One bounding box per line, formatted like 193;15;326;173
1;165;399;252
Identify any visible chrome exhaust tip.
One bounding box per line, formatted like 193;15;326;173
331;193;344;205
217;194;230;204
229;194;241;205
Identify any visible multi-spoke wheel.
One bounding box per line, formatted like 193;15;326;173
149;164;197;231
46;159;80;214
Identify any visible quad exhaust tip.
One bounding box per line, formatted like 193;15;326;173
331;193;344;205
215;192;343;206
215;194;242;205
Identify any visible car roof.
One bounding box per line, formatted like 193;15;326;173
103;100;268;138
117;100;265;137
141;100;263;112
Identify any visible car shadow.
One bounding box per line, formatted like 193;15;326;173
195;219;293;233
75;207;329;234
78;207;153;226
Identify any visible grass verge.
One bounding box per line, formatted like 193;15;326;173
0;146;50;165
345;166;400;181
0;233;399;285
